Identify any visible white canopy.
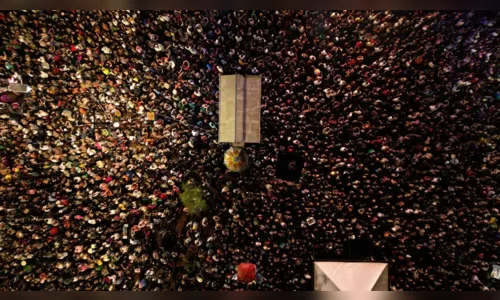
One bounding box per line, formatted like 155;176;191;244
314;261;389;291
218;74;261;144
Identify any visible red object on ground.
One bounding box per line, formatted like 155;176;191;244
49;227;59;236
237;263;257;283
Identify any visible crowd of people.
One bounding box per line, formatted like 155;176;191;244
0;10;499;291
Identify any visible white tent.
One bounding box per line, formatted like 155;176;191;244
314;261;389;291
218;74;261;144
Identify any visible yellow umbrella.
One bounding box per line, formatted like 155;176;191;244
224;147;248;173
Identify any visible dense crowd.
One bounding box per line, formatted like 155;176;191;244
0;10;499;291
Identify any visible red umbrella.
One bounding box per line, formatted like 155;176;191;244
237;263;256;283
